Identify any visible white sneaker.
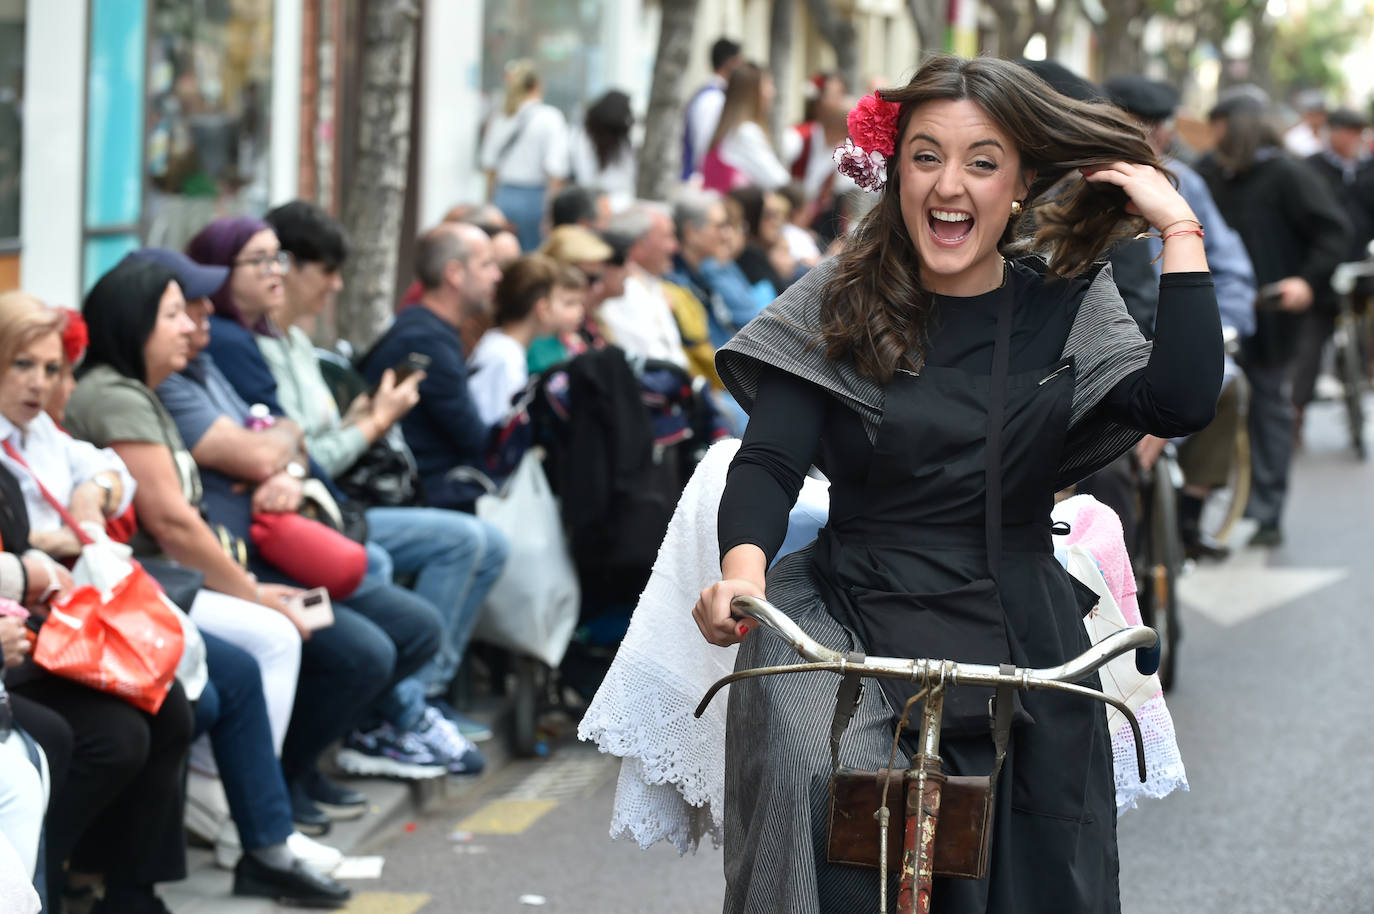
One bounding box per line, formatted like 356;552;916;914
215;821;343;875
287;831;344;874
186;771;231;847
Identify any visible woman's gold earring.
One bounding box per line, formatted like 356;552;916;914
1010;200;1024;217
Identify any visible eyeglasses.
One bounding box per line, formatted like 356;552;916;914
234;251;291;276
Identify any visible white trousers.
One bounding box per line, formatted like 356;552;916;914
188;590;302;775
0;730;48;877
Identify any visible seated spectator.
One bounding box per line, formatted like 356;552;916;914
45;307;85;426
728;186;799;298
776;182;824;268
360;223;503;511
468;254;571;424
597;203;722;386
526;263;592;373
158;229;475;781
0;285;194;914
63;258;398;845
263;200;508;743
0;290;349;904
0;662;49;910
550;185;611;233
594;204;691;368
484;226;523;271
667;188;764;348
540;225;622;354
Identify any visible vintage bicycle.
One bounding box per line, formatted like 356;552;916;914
697;595;1160;914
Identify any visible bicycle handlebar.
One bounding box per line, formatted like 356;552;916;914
1331;259;1374;296
696;595;1162;781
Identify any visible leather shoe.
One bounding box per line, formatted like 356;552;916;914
290;779;333;836
233;853;352;908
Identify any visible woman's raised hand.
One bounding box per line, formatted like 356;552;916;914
1080;162;1197;233
694;578;767;647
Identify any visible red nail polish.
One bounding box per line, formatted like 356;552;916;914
738;623;749;637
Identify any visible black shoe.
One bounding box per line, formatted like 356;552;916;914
1248;522;1283;548
290;779;334;836
1185;537;1231;562
233;853;352;908
304;768;368;820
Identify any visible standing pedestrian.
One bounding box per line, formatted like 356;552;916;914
481;60;569;252
682;38;742;179
702;63;790;194
1196;90;1351;546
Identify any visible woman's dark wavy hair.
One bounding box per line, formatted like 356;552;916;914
823;54;1162;382
79;257;179;385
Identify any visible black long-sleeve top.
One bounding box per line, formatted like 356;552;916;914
719;270;1221;563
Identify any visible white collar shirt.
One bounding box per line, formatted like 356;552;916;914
596;267;689;369
0;411;136;534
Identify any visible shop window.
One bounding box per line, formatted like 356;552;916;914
481;0;606;123
144;0;274;250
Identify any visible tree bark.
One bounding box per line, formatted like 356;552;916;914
803;0;860;94
637;0;701;201
338;0;418;348
769;0;796;148
905;0;947;55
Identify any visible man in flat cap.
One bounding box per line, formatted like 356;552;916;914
1106;74;1259;559
1291;107;1374;432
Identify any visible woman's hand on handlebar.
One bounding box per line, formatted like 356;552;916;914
695;578;767;647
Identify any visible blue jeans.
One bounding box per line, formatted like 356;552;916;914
493;183;546;252
347;541;447;732
193;633;293;851
366;508;509;718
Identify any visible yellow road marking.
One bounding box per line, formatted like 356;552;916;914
455;798;558;835
340;892;431;913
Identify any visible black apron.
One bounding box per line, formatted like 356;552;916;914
809;278;1118;911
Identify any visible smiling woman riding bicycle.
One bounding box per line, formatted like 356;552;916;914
692;55;1222;914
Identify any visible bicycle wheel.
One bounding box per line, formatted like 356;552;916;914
1199;424;1251;544
1141;456;1182;691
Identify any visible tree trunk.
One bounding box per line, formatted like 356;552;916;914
906;0;948;55
338;0;418;348
637;0;701;201
803;0;860;95
1094;0;1146;78
1247;8;1276;94
986;0;1032;58
769;0;796;148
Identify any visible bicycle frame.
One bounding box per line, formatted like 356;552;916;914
697;595;1160;914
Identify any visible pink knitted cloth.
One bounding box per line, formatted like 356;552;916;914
1061;496;1142;626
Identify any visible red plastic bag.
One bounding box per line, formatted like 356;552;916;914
34;561;184;714
250;512;368;600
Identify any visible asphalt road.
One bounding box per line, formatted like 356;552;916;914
360;397;1374;914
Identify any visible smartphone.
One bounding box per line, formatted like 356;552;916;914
290;587;335;631
369;352;431;396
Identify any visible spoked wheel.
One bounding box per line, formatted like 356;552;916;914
1334;310;1367;459
1140;456;1183;691
1200;418;1251;545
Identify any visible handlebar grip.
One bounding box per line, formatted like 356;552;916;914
1135;629;1162;676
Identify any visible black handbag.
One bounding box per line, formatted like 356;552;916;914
335;429;419;509
138;559;206;613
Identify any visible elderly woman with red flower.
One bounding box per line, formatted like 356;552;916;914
694;56;1222;913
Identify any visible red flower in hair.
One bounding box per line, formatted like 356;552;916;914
846;92;900;159
57;308;88;367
